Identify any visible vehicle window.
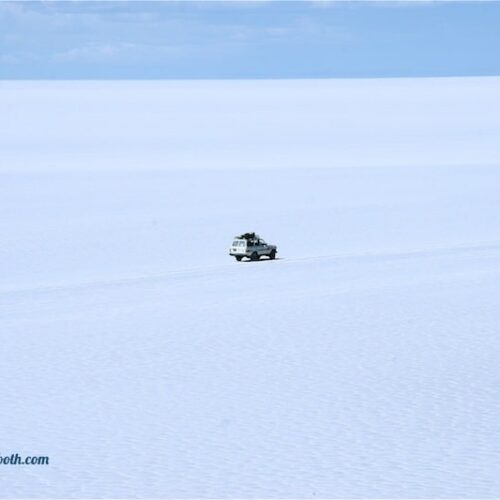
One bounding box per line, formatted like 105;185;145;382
239;241;246;247
233;240;239;246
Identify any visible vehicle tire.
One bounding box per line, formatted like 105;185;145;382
250;252;259;261
235;256;242;261
269;250;276;260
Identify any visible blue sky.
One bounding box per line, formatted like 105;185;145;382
1;1;499;79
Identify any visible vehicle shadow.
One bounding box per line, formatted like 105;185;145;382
242;257;283;263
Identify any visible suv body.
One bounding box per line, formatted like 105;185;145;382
229;233;277;261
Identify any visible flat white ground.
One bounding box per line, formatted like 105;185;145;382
1;78;500;497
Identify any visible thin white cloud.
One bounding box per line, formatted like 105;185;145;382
52;41;186;64
310;0;451;6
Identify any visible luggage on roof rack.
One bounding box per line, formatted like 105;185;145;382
239;232;257;240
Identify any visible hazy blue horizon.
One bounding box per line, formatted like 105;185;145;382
1;1;500;80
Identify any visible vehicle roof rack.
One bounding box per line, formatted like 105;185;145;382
238;232;259;240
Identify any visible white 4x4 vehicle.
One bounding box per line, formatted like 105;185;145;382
229;233;277;261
